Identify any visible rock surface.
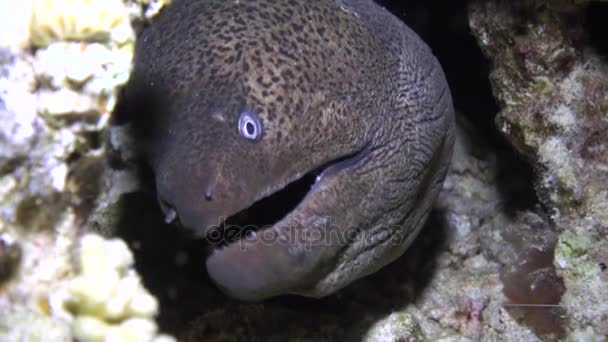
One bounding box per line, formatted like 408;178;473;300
470;0;608;338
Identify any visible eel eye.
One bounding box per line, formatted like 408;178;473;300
238;111;262;141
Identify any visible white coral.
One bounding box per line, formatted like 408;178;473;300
30;0;131;47
65;234;174;342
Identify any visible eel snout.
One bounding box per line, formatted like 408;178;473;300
154;151;261;238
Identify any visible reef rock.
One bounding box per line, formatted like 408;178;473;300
469;0;608;338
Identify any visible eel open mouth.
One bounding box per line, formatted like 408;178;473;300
203;144;372;300
205;168;317;249
205;144;372;252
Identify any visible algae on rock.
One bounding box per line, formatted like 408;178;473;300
469;0;608;338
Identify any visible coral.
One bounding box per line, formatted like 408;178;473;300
0;305;71;341
29;0;131;47
1;1;174;341
0;0;34;48
64;234;175;342
362;312;423;342
469;0;608;338
0;212;78;342
33;41;132;119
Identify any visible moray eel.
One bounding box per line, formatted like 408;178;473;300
122;0;455;301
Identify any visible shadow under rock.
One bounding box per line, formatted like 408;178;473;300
587;2;608;57
112;187;447;341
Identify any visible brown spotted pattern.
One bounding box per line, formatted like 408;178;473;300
122;0;455;300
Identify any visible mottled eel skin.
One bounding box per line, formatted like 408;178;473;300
123;0;455;301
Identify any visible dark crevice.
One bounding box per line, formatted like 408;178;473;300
378;0;537;213
381;2;562;339
587;2;608;57
377;0;502;147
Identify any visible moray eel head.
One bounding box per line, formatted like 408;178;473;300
123;0;372;300
121;0;455;301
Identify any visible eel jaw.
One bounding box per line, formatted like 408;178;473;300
204;144;371;301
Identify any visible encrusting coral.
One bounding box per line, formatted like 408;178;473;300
469;0;608;338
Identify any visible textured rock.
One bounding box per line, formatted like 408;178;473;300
363;312;423;342
0;1;175;341
469;0;608;338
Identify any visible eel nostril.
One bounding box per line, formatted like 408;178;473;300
204;183;213;201
205;187;213;201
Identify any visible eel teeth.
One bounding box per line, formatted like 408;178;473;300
164;208;177;224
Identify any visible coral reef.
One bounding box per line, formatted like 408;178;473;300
362;312;423;342
0;0;606;341
0;0;175;341
30;0;131;47
0;0;33;48
470;0;608;338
